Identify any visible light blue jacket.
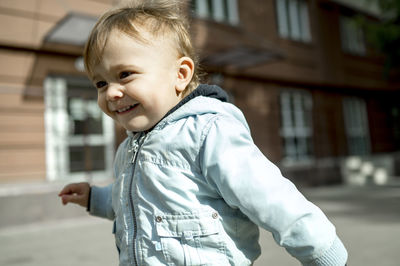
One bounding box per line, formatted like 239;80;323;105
90;85;347;266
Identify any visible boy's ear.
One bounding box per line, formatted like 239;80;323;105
175;57;194;93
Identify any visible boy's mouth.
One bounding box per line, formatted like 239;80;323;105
116;103;139;114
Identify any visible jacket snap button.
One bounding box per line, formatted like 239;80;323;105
212;212;218;219
156;216;163;223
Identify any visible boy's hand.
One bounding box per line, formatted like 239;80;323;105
58;182;90;208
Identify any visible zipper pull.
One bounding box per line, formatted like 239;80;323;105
132;146;139;163
130;132;146;163
130;141;139;163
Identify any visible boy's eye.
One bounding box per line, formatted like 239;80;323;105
119;71;132;79
95;81;107;89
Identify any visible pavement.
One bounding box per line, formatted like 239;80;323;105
0;183;399;266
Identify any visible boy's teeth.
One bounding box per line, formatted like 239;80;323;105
117;104;136;113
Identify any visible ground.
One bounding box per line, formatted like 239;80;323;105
0;185;399;265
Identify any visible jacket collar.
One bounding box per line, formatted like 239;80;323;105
163;84;229;119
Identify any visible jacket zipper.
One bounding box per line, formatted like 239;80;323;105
129;132;146;266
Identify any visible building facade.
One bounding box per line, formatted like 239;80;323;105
1;0;399;186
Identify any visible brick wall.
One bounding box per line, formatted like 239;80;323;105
0;0;113;182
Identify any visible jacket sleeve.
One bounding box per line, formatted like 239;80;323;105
89;184;115;220
88;137;131;220
200;113;348;266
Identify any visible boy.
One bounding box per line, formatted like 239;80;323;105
59;0;348;265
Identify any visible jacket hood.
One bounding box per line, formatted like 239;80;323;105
163;84;229;119
185;84;230;103
151;84;247;132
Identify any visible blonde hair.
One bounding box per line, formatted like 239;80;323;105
83;0;200;94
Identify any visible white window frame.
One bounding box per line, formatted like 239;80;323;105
280;90;313;162
275;0;311;42
343;97;370;155
340;15;366;56
192;0;239;25
44;77;115;182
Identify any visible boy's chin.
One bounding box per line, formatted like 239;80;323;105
122;122;155;133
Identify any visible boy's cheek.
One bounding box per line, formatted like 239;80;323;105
97;95;107;109
97;101;111;116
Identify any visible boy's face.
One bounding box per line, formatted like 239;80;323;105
92;29;184;132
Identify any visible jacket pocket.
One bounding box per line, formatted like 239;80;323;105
155;211;229;266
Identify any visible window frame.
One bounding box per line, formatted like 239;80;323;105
275;0;312;43
342;97;371;155
44;76;115;181
339;15;367;56
279;89;314;163
191;0;239;25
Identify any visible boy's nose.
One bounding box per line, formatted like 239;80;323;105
107;83;124;101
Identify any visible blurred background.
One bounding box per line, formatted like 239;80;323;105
0;0;399;265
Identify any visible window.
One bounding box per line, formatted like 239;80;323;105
343;97;370;155
191;0;239;25
340;15;366;55
280;90;313;162
275;0;311;42
44;77;115;181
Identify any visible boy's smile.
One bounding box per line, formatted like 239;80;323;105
115;104;139;114
92;29;187;132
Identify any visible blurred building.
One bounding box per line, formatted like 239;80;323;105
0;0;399;186
0;0;114;184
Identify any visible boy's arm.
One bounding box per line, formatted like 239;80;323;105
88;136;132;220
88;184;115;220
200;114;348;266
59;182;115;220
